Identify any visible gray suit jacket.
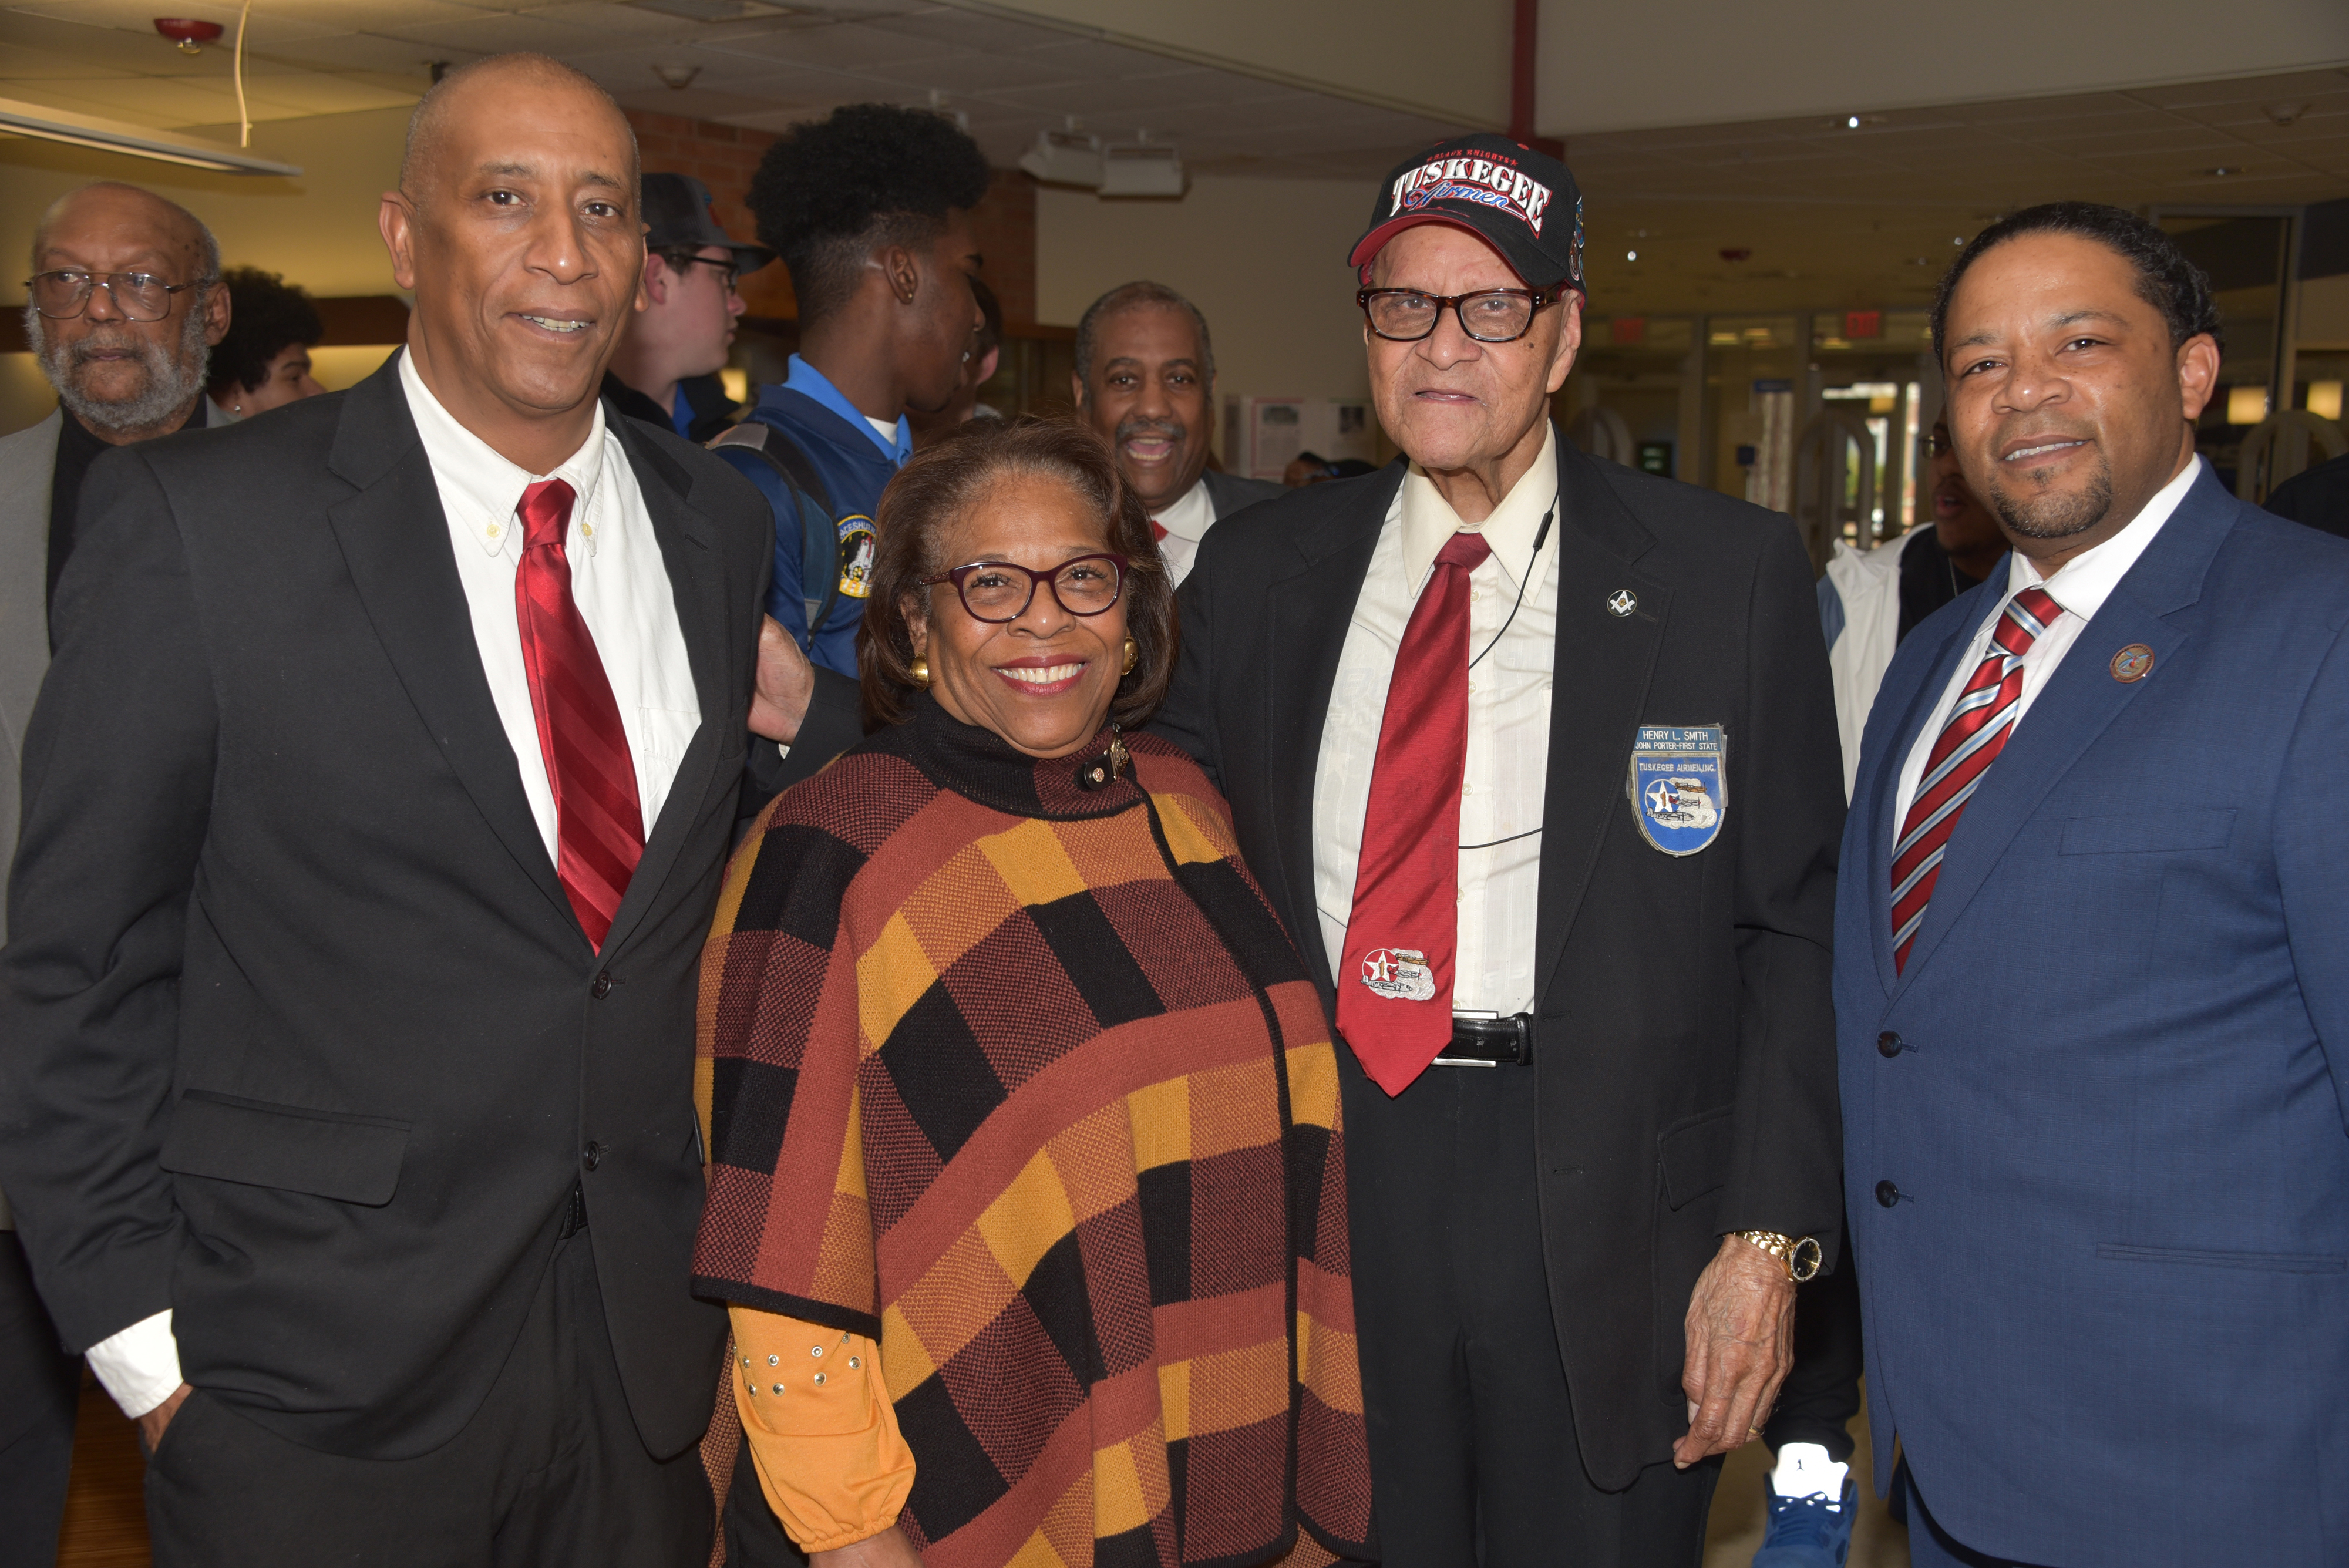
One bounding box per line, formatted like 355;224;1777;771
0;409;58;1228
0;410;62;954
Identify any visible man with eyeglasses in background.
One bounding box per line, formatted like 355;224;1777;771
1155;134;1845;1565
602;172;771;444
0;178;227;1568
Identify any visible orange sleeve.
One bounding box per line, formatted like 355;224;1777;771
729;1305;916;1553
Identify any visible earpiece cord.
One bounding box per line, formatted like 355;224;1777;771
1466;490;1557;672
1457;490;1559;853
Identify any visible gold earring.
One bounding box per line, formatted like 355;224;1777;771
909;654;930;687
1120;637;1138;675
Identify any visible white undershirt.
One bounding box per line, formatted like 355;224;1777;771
1149;477;1216;586
1893;456;2200;832
85;351;701;1418
1313;423;1559;1018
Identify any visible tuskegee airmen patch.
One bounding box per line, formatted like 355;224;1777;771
1628;725;1727;856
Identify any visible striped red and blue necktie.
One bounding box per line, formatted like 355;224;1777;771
514;477;644;950
1889;586;2061;973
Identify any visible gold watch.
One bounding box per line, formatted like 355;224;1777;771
1734;1230;1823;1283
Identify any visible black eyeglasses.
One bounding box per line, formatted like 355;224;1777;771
654;250;739;292
921;554;1129;623
1357;286;1559;344
25;270;210;323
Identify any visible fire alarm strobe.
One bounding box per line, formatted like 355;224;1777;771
154;18;226;53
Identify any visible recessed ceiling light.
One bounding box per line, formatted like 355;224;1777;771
649;62;700;89
1828;113;1885;130
1626;249;1638;261
2264;102;2307;126
2203;165;2243;176
1908;256;1933;267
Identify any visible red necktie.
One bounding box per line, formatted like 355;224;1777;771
1150;520;1169;543
1337;529;1492;1095
1889;586;2059;973
514;478;644;950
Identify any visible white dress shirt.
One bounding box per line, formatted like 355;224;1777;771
1313;423;1559;1018
86;351;700;1418
1893;456;2201;831
1149;478;1216;586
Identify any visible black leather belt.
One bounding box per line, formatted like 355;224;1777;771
557;1183;589;1238
1432;1013;1534;1067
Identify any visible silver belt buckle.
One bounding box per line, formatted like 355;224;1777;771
1432;1008;1502;1068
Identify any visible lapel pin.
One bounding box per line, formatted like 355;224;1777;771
2109;644;2154;683
1606;588;1638;618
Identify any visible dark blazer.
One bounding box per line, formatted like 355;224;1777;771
1202;467;1285;518
0;356;852;1461
1837;466;2349;1564
1153;435;1846;1487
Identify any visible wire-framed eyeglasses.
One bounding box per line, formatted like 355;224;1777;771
921;554;1129;623
25;270;209;323
1357;286;1559;344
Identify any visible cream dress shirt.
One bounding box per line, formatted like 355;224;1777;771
1893;456;2201;832
86;352;699;1418
1313;423;1559;1019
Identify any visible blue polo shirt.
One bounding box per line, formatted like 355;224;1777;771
718;354;911;676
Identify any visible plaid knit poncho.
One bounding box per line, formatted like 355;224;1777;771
694;696;1374;1567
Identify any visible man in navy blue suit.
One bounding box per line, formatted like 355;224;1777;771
1838;201;2349;1567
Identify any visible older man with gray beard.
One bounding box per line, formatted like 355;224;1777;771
0;178;225;1568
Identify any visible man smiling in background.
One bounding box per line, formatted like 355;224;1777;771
1071;280;1280;584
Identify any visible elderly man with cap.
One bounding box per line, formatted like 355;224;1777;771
1154;134;1846;1564
603;172;772;443
1070;279;1281;585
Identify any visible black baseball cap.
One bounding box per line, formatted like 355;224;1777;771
641;172;775;275
1349;133;1584;293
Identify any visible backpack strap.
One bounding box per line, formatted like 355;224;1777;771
709;422;843;638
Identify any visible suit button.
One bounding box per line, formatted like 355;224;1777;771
1875;1179;1901;1207
590;972;613;1000
1877;1031;1904;1057
583;1142;608;1172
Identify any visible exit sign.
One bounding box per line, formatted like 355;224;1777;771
1844;310;1882;339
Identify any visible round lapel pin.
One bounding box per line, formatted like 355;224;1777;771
1606;588;1638;617
2110;643;2154;683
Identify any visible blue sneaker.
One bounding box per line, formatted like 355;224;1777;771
1750;1474;1856;1567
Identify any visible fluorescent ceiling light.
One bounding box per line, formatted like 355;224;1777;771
0;97;300;176
1018;129;1102;188
1100;144;1183;198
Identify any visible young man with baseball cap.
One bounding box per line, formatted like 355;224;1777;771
1155;133;1846;1564
603;172;772;443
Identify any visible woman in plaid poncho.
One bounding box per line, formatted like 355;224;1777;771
694;419;1374;1568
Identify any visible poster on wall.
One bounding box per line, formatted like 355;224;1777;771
1230;397;1377;482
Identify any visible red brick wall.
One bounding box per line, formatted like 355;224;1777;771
624;110;1037;328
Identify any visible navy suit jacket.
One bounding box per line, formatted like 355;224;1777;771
1836;463;2349;1566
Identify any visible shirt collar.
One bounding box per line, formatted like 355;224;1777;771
782;353;911;466
1150;477;1214;541
399;348;608;558
2004;453;2204;621
1398;421;1558;593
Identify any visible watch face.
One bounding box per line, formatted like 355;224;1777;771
1791;1236;1825;1283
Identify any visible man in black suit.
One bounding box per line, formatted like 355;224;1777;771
0;53;854;1564
1154;135;1845;1565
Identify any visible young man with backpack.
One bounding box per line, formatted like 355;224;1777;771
713;103;990;676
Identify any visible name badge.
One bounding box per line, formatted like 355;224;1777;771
1628;724;1727;856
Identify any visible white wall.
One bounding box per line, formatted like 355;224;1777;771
1537;0;2349;134
1036;174;1374;452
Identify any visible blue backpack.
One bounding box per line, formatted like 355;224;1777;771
707;422;855;639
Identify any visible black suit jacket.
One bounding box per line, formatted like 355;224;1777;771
1152;435;1845;1488
0;357;854;1461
